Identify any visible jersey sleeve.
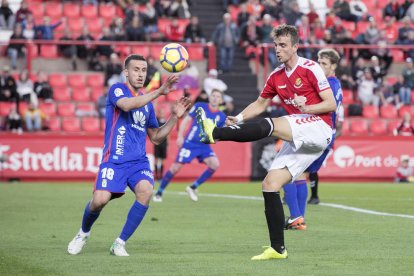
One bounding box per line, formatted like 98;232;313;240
308;64;331;93
260;73;277;99
147;103;159;129
188;102;200;119
108;84;129;107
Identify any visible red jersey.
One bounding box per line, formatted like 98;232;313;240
260;57;332;127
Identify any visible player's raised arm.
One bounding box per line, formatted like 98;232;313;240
226;96;271;125
147;97;192;145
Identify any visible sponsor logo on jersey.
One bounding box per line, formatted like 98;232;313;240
294;78;303;89
115;126;126;155
141;170;154;179
114;88;124;97
132;111;146;131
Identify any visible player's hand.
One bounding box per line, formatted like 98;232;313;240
172;97;192;118
176;136;184;147
225;116;239;126
159;75;179;95
294;93;307;111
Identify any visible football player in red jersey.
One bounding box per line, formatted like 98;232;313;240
196;24;336;260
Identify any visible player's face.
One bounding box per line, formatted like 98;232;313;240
274;35;298;64
318;57;336;77
209;91;223;108
125;60;147;90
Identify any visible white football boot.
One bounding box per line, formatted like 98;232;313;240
68;230;89;255
186;186;199;202
110;239;129;257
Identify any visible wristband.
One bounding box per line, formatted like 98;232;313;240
235;113;244;123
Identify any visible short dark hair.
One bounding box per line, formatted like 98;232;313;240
124;54;146;68
317;49;340;65
271;24;299;46
211;88;224;95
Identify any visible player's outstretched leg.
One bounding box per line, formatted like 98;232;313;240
308;172;320;204
68;201;102;255
196;107;274;144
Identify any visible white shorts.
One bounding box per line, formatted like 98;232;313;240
269;114;333;181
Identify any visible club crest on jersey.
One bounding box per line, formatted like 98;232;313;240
132;111;146;131
114;88;124;97
294;78;303;89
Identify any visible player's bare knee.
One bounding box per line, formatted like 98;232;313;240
206;157;220;170
170;162;182;174
271;117;293;142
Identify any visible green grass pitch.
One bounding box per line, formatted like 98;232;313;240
0;182;413;275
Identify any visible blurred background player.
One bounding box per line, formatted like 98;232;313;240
153;89;226;202
283;48;344;231
395;155;413;183
154;108;168;180
67;54;191;257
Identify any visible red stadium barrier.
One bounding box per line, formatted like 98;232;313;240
0;134;251;181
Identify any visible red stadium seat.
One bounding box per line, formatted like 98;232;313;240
62;117;81;132
57;102;76;117
380;105;398;119
63;3;81;18
40;45;58;58
157;18;170;34
68;74;86;89
342;89;354;104
389;49;404;62
72;87;91;102
356;21;370;34
30;3;44;18
86;18;103;34
150;45;164;59
45;2;63;17
76;102;96;115
81;117;100;132
385;75;399;86
39;102;56;116
47;117;61;131
53;87;71;101
0;102;14;116
166;89;184;102
99;4;116;20
68;18;84;34
370;119;387;135
114;45;131;58
342;21;355;32
350;119;368;135
388;119;401;135
362;105;379;118
187;46;204;60
340;120;350;136
28;43;38;58
49;73;67;88
131;45;150;58
81;5;98;19
87;74;105;88
91;87;105;101
100;118;106;131
399;105;414;117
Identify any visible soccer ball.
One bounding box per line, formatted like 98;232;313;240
159;43;189;73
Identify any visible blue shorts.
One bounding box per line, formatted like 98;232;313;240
94;160;154;194
175;142;215;164
307;136;335;173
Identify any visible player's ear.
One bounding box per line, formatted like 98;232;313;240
123;68;128;78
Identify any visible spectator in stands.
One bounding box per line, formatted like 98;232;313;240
96;27;114;58
142;2;159;36
349;0;369;22
262;0;282;21
76;26;95;60
383;0;404;20
16;69;36;105
357;68;379;106
247;0;264;19
325;10;337;29
126;15;147;41
154;0;170;17
378;83;399;106
211;13;240;73
15;0;32;25
323;29;333;44
336;58;355;90
401;0;413;16
59;28;77;71
261;14;277;69
7;24;26;70
370;56;387;84
114;0;134;10
240;15;263;49
35;16;63;40
0;67;18;103
406;2;414;21
165;18;184;42
396;16;414;45
307;2;320;25
144;56;161;91
223;0;239;12
203;69;228;96
125;3;145;27
105;53;123;87
34;71;53;101
352;56;366;80
96;88;108;118
0;0;14;29
311;18;325;41
395;155;413;183
283;1;303;25
237;3;250;26
394;113;414;136
169;0;191;19
401;30;414;59
110;17;127;41
371;32;393;72
21;13;35;40
329;18;346;43
400;57;414;105
5;105;22;134
24;102;42;132
333;0;357;22
381;16;398;42
184;15;205;43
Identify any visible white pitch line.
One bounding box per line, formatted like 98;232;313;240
170;191;414;220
